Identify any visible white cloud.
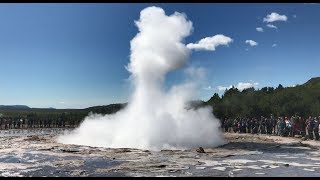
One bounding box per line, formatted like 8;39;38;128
185;67;206;80
59;101;65;104
203;85;214;90
263;12;288;23
256;27;264;32
293;14;297;18
245;40;258;46
272;43;277;47
266;24;278;29
217;81;259;91
187;34;233;51
217;85;233;91
237;82;259;91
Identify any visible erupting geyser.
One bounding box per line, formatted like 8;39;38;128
58;6;227;150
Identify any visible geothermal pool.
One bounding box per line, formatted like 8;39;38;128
1;129;320;177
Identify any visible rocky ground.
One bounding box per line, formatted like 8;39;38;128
1;129;320;177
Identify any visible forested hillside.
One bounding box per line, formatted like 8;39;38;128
206;77;320;119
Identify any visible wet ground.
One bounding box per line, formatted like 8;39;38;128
1;129;320;177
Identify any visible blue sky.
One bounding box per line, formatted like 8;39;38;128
0;3;319;109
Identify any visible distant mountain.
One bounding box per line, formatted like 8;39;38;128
84;103;127;114
31;107;56;110
0;105;31;110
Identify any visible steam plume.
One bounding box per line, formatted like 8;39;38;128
58;6;226;151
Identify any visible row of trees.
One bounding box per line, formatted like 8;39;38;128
0;104;125;128
205;77;320;119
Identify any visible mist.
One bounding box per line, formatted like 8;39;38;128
57;6;227;151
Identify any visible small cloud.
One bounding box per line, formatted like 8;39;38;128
293;14;297;18
203;85;214;90
187;34;233;51
245;48;249;51
237;82;259;91
245;40;258;46
263;12;288;23
217;81;259;91
272;43;277;47
185;67;206;79
266;24;278;29
217;85;233;91
59;101;65;104
256;27;264;32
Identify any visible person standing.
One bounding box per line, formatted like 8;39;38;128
313;117;319;140
260;117;266;134
223;118;227;132
306;116;314;140
292;115;299;136
16;117;20;129
271;114;276;135
233;118;238;133
8;118;12;129
4;118;7;129
252;118;258;134
300;117;306;137
279;117;286;136
13;118;17;129
267;118;272;134
247;118;252;134
285;117;292;137
227;118;232;132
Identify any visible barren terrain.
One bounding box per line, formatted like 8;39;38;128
1;129;320;177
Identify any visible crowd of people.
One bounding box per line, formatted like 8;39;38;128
1;114;320;141
0;117;80;129
221;114;320;140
